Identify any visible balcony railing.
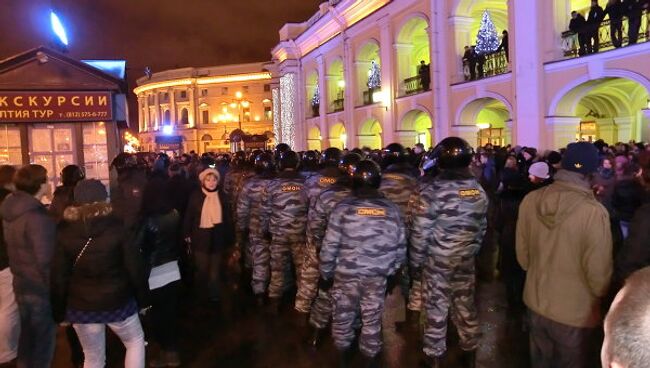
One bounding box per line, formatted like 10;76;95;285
362;88;379;106
404;75;424;95
311;104;320;118
463;50;509;82
331;99;344;112
561;10;649;58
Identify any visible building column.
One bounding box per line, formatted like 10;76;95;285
504;119;514;146
448;16;474;83
153;92;161;131
278;60;303;150
169;89;177;126
513;0;545;148
343;36;355;149
614;116;634;143
451;125;479;146
188;85;196;128
317;56;329;149
432;0;451;142
379;16;396;145
546;116;580;149
137;96;144;133
641;109;650;142
143;94;150;132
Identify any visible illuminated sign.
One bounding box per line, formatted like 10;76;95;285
0;91;113;123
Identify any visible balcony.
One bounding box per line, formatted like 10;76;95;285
463;50;508;82
310;104;320;118
331;99;344;113
403;75;429;96
561;10;649;58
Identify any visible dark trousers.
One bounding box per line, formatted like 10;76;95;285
611;20;623;47
15;293;56;368
468;62;477;80
150;281;181;351
528;310;598;368
628;17;641;44
588;29;599;53
577;33;590;56
192;227;225;301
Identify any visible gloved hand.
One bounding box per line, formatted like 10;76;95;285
410;267;422;281
318;277;334;291
386;274;398;294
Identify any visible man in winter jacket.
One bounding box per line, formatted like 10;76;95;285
1;165;57;368
517;142;612;368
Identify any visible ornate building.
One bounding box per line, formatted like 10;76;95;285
271;0;650;151
135;62;277;153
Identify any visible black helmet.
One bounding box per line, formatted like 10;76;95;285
249;149;263;166
301;150;319;168
434;137;474;169
111;153;137;172
321;147;342;167
278;150;300;171
254;152;275;174
274;143;291;162
382;143;405;167
338;153;362;176
231;151;247;168
351;159;382;190
60;165;85;187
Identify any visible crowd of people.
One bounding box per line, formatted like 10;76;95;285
0;136;650;368
569;0;649;56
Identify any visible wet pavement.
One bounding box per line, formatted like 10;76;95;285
51;277;530;368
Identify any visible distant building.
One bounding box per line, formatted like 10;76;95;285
135;62;277;154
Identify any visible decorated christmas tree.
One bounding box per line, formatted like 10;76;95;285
475;10;500;54
311;84;320;107
367;60;381;90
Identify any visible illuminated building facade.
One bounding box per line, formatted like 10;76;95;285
272;0;650;151
135;62;277;153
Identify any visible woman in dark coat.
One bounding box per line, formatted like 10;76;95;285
51;179;150;368
183;168;233;303
49;165;85;223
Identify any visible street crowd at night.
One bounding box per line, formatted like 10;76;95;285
1;138;650;368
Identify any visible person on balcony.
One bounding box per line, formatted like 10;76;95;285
462;46;477;81
587;1;605;53
604;0;625;47
569;11;590;56
627;0;644;44
475;47;486;79
497;30;509;62
418;60;431;91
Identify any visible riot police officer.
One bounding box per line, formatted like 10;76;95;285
260;150;309;313
410;137;488;368
300;150;320;179
319;160;407;367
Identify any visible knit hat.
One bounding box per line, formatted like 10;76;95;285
528;162;550;179
73;179;108;205
198;168;220;184
547;151;562;165
561;142;599;175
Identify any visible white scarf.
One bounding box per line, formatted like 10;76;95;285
199;188;222;228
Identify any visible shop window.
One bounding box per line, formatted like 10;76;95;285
82;122;109;187
243;86;249;93
179;108;189;125
30;125;76;200
201;89;208;97
579;121;597;142
477;127;504;147
264;84;271;92
243;107;251;122
180;91;187;99
264;106;272;121
202;110;210;124
221;87;229;96
0;125;22;165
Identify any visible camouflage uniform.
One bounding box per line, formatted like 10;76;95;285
410;170;488;358
261;171;308;299
237;175;273;294
320;196;407;357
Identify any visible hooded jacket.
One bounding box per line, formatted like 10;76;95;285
50;202;150;322
516;170;612;328
1;191;56;298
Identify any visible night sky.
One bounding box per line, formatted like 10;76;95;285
1;0;322;124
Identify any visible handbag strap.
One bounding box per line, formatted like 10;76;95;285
73;237;93;269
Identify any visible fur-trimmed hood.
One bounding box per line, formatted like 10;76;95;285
63;202;113;222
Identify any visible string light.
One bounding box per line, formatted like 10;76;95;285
280;74;296;149
272;88;281;143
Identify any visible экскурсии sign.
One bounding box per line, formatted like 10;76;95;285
0;91;113;123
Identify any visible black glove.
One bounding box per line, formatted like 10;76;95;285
386;274;398;294
410;267;422;281
318;277;334;291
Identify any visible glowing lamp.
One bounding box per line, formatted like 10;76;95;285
476;123;491;130
254;116;261;122
337;80;346;88
235;91;243;99
229;103;237;109
162;125;174;135
372;90;385;104
241;101;250;108
50;11;69;46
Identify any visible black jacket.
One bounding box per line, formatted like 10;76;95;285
49;185;75;223
605;1;625;20
0;188;13;271
140;210;181;270
612;177;644;222
569;14;588;33
183;189;233;252
588;6;605;27
615;202;650;282
111;170;148;230
51;203;150;322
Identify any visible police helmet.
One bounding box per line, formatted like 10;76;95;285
231;151;247;168
278;150;300;171
351;159;382;190
60;165;85;187
434;137;474;169
321;147;342;167
254;152;275;174
338;153;362;176
302;150;319;167
111;153;138;172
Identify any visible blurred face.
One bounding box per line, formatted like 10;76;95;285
480;155;488;164
505;157;517;169
602;287;627;368
202;174;218;191
603;159;613;170
529;175;543;184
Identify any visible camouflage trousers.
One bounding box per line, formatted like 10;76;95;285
295;238;319;313
422;255;480;358
250;234;270;295
331;275;387;357
268;239;304;299
309;288;333;329
407;278;422;312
